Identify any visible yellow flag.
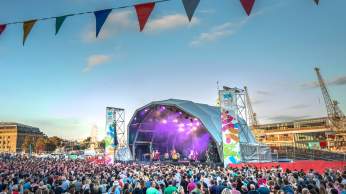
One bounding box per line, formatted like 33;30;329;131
23;20;37;45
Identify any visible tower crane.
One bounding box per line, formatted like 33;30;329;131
244;86;258;127
314;67;345;129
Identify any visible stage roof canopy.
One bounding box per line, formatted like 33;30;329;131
128;99;258;146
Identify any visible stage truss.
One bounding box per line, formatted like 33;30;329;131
222;86;272;162
106;107;131;161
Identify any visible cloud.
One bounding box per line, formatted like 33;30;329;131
190;21;245;46
146;14;199;32
256;90;271;95
268;115;310;122
301;75;346;89
330;75;346;86
252;99;266;105
82;12;199;42
83;54;111;72
288;104;310;110
82;10;135;43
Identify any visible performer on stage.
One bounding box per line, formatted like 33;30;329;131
151;149;160;161
154;150;160;161
164;152;169;161
171;148;179;162
188;149;198;162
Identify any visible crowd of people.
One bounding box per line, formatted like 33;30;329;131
0;154;345;194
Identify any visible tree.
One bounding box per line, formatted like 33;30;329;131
48;136;62;147
45;138;57;152
98;139;106;149
35;137;46;153
22;136;35;153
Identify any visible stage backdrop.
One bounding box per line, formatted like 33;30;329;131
105;107;118;163
219;89;241;167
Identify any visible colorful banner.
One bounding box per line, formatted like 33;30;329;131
135;2;155;32
105;107;118;163
55;15;68;35
240;0;256;16
219;89;241;167
182;0;200;22
94;9;112;37
23;20;37;45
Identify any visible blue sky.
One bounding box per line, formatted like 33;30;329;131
0;0;345;140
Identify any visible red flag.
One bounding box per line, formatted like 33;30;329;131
0;24;6;35
240;0;256;16
135;2;155;32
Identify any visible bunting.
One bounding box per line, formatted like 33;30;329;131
240;0;256;16
182;0;200;22
55;16;68;35
23;20;37;45
135;2;155;32
94;9;112;37
0;0;322;45
0;24;6;35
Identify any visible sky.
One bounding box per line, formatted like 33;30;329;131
0;0;345;140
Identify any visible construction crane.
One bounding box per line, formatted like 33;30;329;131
244;86;258;127
314;67;345;129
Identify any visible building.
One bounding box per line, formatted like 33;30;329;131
253;117;346;153
0;122;45;153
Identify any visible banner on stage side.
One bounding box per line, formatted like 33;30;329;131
105;107;117;163
219;89;241;167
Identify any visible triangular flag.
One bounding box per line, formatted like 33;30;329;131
182;0;200;22
240;0;256;16
134;2;155;32
55;15;68;35
313;0;319;5
0;24;6;35
23;20;37;45
94;9;112;37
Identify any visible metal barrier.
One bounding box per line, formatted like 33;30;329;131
270;146;346;161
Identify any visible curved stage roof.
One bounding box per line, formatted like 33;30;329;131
128;99;258;146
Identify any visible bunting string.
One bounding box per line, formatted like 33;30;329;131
1;0;171;26
0;0;321;45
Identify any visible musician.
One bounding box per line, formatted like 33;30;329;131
171;149;179;162
164;152;169;161
188;149;198;162
154;150;160;161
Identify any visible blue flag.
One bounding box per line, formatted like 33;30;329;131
94;9;112;37
182;0;200;22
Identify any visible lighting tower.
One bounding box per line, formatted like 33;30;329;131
314;67;345;129
244;86;258;127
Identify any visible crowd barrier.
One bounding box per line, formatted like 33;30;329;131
229;160;346;174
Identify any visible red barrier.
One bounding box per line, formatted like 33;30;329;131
229;160;346;174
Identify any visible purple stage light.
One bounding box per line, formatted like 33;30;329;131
178;123;185;127
187;123;193;127
173;119;178;123
178;127;185;132
161;119;167;124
